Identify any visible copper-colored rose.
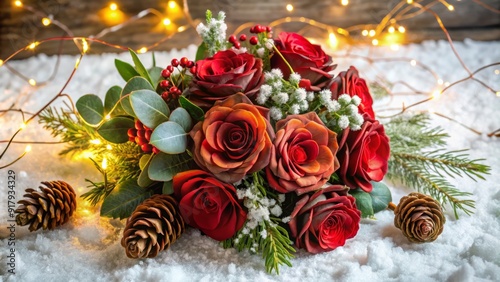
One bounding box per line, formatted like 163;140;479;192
190;93;273;183
266;112;339;195
337;116;390;192
288;185;361;253
394;193;445;243
188;50;264;109
328;66;375;119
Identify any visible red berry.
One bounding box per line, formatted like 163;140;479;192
234;42;241;49
145;130;152;141
167;65;174;73
171;59;179;67
160;80;170;88
161;91;169;99
249;26;255;33
239;34;247;41
127;128;137;137
152;146;160;154
228;34;237;43
128;136;135;142
135;120;143;130
186;60;194;68
189;66;197;74
266;26;272;33
180;57;189;68
137;129;146;138
249;36;258;45
161;69;171;78
170;86;178;93
141;144;152;153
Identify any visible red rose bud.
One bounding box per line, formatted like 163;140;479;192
271;32;334;91
337;116;390;192
329;66;375;119
171;58;179;67
173;170;247;241
288;185;361;253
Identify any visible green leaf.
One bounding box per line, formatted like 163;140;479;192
139;154;151;171
97;117;134;143
162;181;173;195
149;66;163;87
104;86;126;116
350;189;374;218
121;76;155;117
130;89;170;129
76;94;104;126
151;52;156;67
169;107;193;132
114;59;140;82
148;152;194;181
129;48;154;86
138;154;154;188
195;42;208;61
179;96;204;121
370;181;392;214
150;121;188;154
100;178;154;219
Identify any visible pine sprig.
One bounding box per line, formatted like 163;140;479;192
385;113;490;218
262;223;295;274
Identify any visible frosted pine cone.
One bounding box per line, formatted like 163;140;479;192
15;180;77;231
121;194;185;259
394;192;445;243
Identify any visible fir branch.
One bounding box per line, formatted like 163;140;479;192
81;179;115;206
262;223;295;274
385;114;447;150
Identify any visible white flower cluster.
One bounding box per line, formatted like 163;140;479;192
196;11;227;56
319;89;364;131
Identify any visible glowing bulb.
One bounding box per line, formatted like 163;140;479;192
368;30;376;37
105;114;111;120
28;42;38;50
361;30;368;36
341;0;349;6
177;26;186;32
496;91;500;97
372;39;379;46
102;157;108;170
444;81;450;87
14;0;22;7
42;17;51;26
168;0;177;9
447;5;454;11
90;139;101;145
163;18;171;26
82;39;89;53
286;4;293;12
432;90;441;99
0;59;3;67
437;79;443;85
390;44;399;51
19;123;27;130
410;60;417;66
106;144;112;150
25;145;32;153
494;69;499;75
137;47;148;54
388;26;395;33
328;32;338;49
407;0;413;3
28;79;36;86
109;2;118;11
398;26;406;33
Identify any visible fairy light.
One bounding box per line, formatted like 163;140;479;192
105;114;111;120
407;0;413;3
286;4;294;12
109;2;118;11
390;44;399;51
372;39;379;46
82;39;89;53
42;17;52;26
163;18;171;26
328;32;338;49
494;69;499;75
444;81;450;87
101;157;108;170
90;139;101;145
106;144;112;150
14;0;23;7
447;5;454;11
28;42;38;50
398;26;406;33
368;29;376;37
24;145;32;153
410;60;417;66
437;79;444;85
19;123;27;130
28;79;36;86
177;26;186;32
341;0;349;6
137;47;148;54
0;60;3;67
388;26;395;33
168;0;177;9
432;90;442;99
496;91;500;97
361;30;368;36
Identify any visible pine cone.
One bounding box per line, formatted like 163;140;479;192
15;180;77;232
121;194;185;259
394;192;445;243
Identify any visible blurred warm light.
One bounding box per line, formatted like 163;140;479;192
437;79;444;85
163;18;172;26
495;69;500;75
105;114;111;120
286;4;293;12
82;39;89;53
25;145;32;153
444;81;450;87
75;57;81;68
410;60;417;66
90;139;101;145
496;91;500;97
138;47;148;53
407;0;413;3
42;17;51;26
368;30;376;37
0;59;4;67
432;90;441;99
372;39;379;46
100;4;126;26
168;0;177;9
447;5;454;11
106;144;112;150
398;26;406;33
28;79;36;86
19;122;27;130
361;30;368;36
109;2;118;11
102;157;108;170
341;0;349;6
388;26;395;33
28;42;38;50
14;0;22;7
390;44;399;51
328;32;338;49
177;26;186;32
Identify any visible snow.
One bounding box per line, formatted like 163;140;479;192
1;40;500;281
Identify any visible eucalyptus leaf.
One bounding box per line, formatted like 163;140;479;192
97;117;134;143
179;96;204;121
114;59;139;82
169;107;193;132
121;76;155;117
148;66;164;87
130;89;170;129
76;94;104;126
350;189;374;218
162;181;174;195
150;121;188;154
138;154;154;188
104;85;125;116
129;49;154;86
100;178;154;219
148;152;194;181
370;181;392;214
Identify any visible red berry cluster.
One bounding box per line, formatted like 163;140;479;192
228;25;273;49
128;120;160;154
159;57;196;102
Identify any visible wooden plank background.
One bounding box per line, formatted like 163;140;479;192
1;0;499;59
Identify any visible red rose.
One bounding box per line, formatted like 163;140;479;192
190;94;273;183
266;112;339;195
173;169;247;241
271;32;335;91
288;185;361;253
337;116;390;192
188;50;264;109
329;66;375;119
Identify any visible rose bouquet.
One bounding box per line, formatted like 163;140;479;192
26;10;489;274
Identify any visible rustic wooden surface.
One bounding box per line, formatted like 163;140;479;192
1;0;499;59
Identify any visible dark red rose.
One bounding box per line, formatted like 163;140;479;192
190;94;273;183
173;169;247;241
266;112;339;195
188;50;264;109
337;116;390;192
288;185;361;253
271;32;335;91
329;66;375;119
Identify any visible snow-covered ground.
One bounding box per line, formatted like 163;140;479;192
0;40;499;281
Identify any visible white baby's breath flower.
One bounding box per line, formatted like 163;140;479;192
338;115;350;129
326;100;340;112
293;88;307;101
270;107;283;120
290;104;300;114
338;94;352;105
347;104;359;115
353;113;364;125
264;39;274;50
289;73;301;84
351;95;361;106
256;48;265;58
270;205;282;217
306;91;315;101
271;68;283;78
281;216;291;223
